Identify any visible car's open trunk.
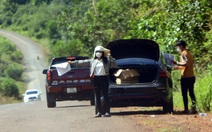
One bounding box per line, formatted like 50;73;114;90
107;39;160;84
109;66;159;84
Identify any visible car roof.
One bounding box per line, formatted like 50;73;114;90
25;89;39;92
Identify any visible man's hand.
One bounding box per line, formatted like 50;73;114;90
171;60;177;65
172;66;178;70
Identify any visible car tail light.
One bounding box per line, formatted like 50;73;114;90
160;71;167;77
47;70;51;81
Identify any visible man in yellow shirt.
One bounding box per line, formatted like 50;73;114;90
172;40;197;114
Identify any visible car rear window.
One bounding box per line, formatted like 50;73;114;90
26;91;38;95
50;57;89;69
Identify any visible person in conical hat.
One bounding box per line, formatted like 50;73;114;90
68;45;117;117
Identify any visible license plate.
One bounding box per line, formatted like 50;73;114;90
66;88;77;93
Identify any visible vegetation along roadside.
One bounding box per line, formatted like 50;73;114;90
0;36;25;104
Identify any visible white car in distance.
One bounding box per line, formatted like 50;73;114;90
23;89;41;102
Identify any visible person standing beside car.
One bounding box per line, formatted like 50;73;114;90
171;40;197;114
68;45;117;117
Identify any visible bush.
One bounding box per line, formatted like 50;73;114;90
3;63;24;81
11;51;23;63
0;78;19;98
195;69;212;112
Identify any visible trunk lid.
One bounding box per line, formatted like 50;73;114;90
106;39;159;61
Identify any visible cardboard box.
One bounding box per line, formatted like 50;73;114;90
116;76;139;84
114;69;140;84
114;69;140;80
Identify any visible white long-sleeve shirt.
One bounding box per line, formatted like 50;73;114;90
94;60;106;76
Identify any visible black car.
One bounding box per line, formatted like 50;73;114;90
100;39;173;114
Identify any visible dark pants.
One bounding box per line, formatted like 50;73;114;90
93;76;110;114
180;76;196;111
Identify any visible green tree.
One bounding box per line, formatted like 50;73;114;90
126;0;212;66
46;20;61;45
0;1;18;26
8;0;29;5
52;39;85;57
57;0;136;56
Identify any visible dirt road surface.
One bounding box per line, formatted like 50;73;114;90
0;30;211;132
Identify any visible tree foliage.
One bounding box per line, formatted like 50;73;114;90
2;0;210;61
56;0;212;65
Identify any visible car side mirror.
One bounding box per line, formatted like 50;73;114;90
42;69;48;74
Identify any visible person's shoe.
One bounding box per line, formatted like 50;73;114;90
95;112;102;118
191;109;198;114
103;113;111;117
191;106;197;114
181;110;189;114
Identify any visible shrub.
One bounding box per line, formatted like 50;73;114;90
3;63;24;81
0;78;19;98
195;69;212;112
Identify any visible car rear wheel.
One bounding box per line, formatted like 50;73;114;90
47;93;56;108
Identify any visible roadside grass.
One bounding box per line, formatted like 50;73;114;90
157;127;183;132
173;91;184;111
0;95;21;104
195;69;212;112
172;70;184;111
16;81;26;96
